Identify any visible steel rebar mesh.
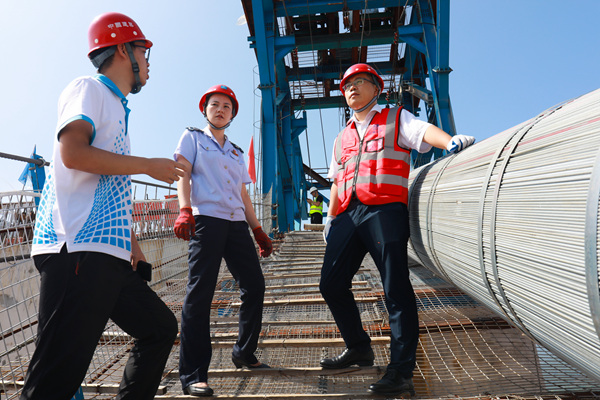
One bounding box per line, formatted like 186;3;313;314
162;231;600;398
0;190;191;398
1;192;42;396
2;195;600;398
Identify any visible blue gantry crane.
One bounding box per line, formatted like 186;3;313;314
242;0;456;233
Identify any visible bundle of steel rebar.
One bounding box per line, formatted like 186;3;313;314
407;87;600;381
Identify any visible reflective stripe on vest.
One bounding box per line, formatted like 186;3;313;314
310;202;323;215
334;107;411;214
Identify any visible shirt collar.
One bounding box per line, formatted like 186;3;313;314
203;125;231;151
94;74;128;108
349;104;383;125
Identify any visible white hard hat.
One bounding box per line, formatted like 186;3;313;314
309;187;318;194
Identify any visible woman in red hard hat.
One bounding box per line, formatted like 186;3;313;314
173;84;272;396
21;12;184;400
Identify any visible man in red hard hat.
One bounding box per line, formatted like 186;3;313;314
319;63;475;397
21;12;185;400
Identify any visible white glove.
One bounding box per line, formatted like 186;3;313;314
446;135;475;153
323;215;335;244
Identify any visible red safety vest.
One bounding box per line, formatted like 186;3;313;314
334;107;411;214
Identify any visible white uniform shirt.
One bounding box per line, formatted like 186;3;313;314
327;105;432;178
174;126;251;221
32;75;133;261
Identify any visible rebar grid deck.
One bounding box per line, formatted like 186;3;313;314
2;195;600;398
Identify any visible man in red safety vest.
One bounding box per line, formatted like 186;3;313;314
319;63;475;397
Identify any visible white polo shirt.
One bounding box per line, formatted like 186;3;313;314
174;126;251;221
32;75;133;261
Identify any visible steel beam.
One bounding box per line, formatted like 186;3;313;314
252;0;277;221
271;0;414;17
245;0;455;232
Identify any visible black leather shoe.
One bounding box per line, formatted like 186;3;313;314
320;347;374;369
183;383;214;397
232;355;271;369
368;369;415;397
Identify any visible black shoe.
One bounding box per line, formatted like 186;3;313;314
320;347;374;369
232;355;271;369
368;369;415;397
183;383;214;397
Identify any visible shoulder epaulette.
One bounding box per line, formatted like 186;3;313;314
186;126;202;132
230;142;244;154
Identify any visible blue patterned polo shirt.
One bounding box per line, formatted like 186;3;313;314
32;74;133;261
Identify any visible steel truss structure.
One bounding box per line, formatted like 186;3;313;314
242;0;456;232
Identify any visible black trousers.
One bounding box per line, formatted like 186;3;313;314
310;212;323;224
179;216;265;388
21;246;178;400
319;200;418;378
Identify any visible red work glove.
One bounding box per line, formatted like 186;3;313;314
173;207;195;240
252;226;273;257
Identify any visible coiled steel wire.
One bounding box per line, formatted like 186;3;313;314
408;88;600;381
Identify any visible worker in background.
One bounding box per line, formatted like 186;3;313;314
173;84;273;397
22;12;183;400
307;186;324;224
319;63;475;397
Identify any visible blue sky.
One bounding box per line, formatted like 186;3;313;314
1;1;599;195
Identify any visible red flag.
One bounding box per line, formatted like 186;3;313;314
248;136;256;184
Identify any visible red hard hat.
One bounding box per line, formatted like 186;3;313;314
88;12;152;55
340;63;384;95
199;85;239;117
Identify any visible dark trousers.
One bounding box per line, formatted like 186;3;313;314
310;212;323;224
21;246;178;400
319;200;418;378
179;216;265;388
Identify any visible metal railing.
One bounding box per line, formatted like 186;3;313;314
0;158;276;397
0;185;188;397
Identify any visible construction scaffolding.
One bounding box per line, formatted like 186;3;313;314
1;186;600;398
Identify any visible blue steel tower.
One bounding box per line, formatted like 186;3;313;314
242;0;455;233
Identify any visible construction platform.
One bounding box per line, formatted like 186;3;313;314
2;214;600;398
154;231;600;399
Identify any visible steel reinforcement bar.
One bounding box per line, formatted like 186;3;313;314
407;87;600;381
